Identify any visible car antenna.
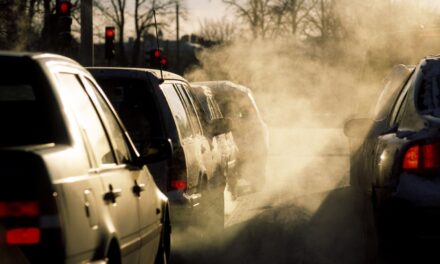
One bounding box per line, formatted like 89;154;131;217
153;9;164;84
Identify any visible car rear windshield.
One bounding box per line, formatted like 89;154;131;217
416;58;440;116
0;57;58;147
217;91;258;121
93;77;164;151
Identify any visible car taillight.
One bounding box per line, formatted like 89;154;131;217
0;202;39;217
170;180;187;190
0;201;41;245
6;227;41;245
402;142;440;171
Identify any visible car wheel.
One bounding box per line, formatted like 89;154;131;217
155;208;171;264
106;241;122;264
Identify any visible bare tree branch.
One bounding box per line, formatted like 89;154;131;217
132;0;174;65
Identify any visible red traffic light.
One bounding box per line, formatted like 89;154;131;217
57;1;71;15
105;27;116;60
160;57;167;66
154;49;161;58
105;27;115;39
60;2;69;14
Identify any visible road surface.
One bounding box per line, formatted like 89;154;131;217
170;127;440;264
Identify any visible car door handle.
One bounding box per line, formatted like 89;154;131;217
103;184;122;204
132;180;146;197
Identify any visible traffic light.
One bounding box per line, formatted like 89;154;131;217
154;49;161;59
147;49;167;69
105;27;116;60
160;57;167;67
56;0;72;47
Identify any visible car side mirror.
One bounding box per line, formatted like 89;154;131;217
210;118;231;136
138;138;173;164
343;118;373;138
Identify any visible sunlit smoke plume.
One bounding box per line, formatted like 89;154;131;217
172;1;440;263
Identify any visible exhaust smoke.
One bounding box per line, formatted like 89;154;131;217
171;1;440;263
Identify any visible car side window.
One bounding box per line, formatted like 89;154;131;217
396;85;425;130
58;73;115;166
374;67;413;121
82;77;132;163
208;96;223;119
389;75;413;126
175;84;202;135
161;83;192;139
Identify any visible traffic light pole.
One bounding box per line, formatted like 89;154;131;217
80;0;94;66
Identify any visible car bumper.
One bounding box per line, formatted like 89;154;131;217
167;190;202;225
384;198;440;238
394;172;440;208
380;173;440;238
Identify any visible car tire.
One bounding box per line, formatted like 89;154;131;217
155;208;171;264
106;241;122;264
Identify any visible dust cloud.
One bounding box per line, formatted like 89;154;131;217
172;1;440;263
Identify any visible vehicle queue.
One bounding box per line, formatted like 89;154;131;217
0;51;268;263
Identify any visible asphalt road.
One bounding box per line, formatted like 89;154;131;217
170;127;380;264
171;126;440;264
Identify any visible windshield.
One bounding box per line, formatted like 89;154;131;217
0;57;56;147
93;76;164;152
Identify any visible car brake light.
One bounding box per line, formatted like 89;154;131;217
403;145;419;169
0;202;39;218
402;143;440;171
171;180;187;190
6;227;41;245
422;144;436;168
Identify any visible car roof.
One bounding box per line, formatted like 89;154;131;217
0;51;81;66
190;84;214;97
191;80;252;95
87;67;187;83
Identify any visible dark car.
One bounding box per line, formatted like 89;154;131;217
88;68;227;227
345;58;440;239
0;52;170;263
189;84;239;198
193;81;269;192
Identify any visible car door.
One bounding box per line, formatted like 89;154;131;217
160;82;201;191
82;76;162;264
175;83;213;182
356;66;415;191
57;73;141;263
208;93;230;173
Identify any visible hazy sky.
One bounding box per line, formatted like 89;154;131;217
123;0;440;40
180;0;229;36
174;0;440;37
